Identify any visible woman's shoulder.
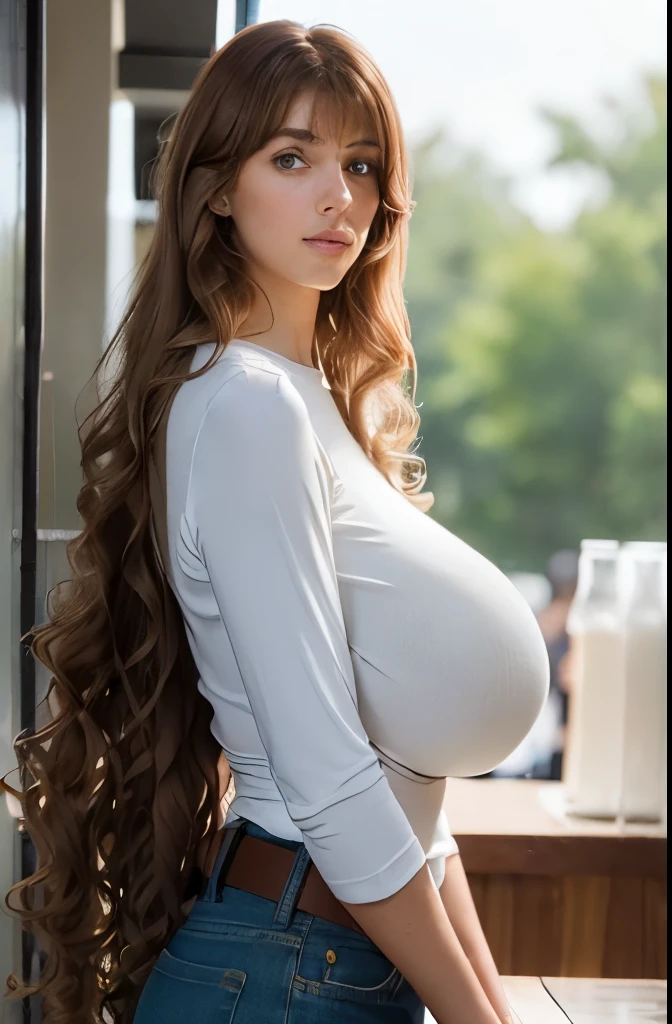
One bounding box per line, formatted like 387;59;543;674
189;339;288;393
169;344;337;537
168;344;315;479
172;342;308;435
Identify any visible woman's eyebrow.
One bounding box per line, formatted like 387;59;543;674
268;127;381;150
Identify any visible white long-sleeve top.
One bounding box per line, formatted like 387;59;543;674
164;339;550;903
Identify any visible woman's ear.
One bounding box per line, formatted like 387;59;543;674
208;193;231;217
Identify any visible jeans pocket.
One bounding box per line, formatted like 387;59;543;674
294;924;402;1005
133;948;246;1023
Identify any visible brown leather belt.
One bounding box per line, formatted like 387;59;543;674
213;832;366;936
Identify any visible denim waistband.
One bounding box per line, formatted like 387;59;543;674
244;819;304;853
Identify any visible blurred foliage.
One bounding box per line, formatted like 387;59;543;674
406;75;667;573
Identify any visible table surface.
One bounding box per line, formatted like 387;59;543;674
442;778;667;878
443;779;666;838
425;978;667;1023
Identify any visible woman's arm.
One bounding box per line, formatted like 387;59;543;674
439;854;513;1023
341;863;502;1024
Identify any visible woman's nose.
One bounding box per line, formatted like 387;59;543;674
317;167;353;214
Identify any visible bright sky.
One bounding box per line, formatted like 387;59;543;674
220;0;667;230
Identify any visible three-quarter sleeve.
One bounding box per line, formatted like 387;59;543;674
186;366;427;903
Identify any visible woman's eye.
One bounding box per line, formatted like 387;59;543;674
273;152;307;171
349;160;377;176
273;152;378;176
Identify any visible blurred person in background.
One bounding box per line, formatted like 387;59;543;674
536;549;579;780
490;550;578;781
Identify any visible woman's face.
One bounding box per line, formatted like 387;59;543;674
223;91;382;291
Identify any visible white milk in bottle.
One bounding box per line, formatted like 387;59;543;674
564;540;625;818
618;542;667;822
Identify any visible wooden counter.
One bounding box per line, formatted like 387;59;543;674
444;779;667;979
426;978;667;1024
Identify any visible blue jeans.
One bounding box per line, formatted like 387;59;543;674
133;818;426;1023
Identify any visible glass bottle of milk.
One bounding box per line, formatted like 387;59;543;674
618;542;667;822
564;540;625;818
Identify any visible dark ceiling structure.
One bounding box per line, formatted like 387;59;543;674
118;0;260;197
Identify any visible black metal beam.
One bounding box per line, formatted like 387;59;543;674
20;0;45;1018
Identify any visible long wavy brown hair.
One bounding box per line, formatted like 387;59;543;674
1;18;434;1024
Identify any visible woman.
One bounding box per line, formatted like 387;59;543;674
1;20;548;1024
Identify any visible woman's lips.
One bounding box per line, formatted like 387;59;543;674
303;239;350;254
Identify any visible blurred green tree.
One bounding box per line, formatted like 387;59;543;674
407;75;667;572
